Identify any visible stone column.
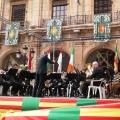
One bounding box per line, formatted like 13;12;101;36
74;41;84;70
0;0;4;30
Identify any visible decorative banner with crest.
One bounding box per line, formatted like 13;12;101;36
94;13;111;42
47;19;62;41
5;22;20;45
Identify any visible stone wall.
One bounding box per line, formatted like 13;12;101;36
0;0;120;71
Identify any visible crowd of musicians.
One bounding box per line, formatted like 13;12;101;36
0;62;120;98
0;65;34;96
0;51;120;98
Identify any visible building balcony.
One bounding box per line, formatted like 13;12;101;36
0;21;29;31
40;11;120;28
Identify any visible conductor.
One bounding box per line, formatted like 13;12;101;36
32;51;55;97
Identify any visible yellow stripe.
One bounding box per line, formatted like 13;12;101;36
0;101;22;106
0;110;21;120
0;109;20;113
39;102;76;108
6;109;50;117
80;108;120;117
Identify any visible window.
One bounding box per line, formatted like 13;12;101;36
11;4;26;25
52;0;67;20
52;5;67;19
94;0;112;14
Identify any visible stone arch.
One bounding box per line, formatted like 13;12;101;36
83;42;115;67
0;50;15;69
1;50;25;70
83;42;115;65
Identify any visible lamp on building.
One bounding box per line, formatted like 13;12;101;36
16;45;35;66
30;48;35;58
73;29;80;33
30;25;36;29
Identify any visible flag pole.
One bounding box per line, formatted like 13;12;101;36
53;40;55;72
116;40;118;79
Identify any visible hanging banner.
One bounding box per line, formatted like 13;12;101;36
47;19;62;41
5;22;20;45
94;13;111;42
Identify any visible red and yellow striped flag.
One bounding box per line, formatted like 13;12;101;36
1;97;120;112
2;102;120;120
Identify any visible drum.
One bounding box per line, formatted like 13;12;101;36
109;80;120;95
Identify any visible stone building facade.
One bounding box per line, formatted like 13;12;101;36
0;0;120;72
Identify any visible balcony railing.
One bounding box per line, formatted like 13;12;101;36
0;21;29;31
1;11;120;32
41;11;120;28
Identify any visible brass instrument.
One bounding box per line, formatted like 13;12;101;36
85;63;93;77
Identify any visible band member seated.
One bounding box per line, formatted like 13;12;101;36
80;61;103;98
22;78;33;96
0;69;10;96
107;65;115;80
57;71;68;96
44;72;61;96
103;65;115;96
118;87;120;94
48;79;59;96
70;69;86;97
3;65;23;96
71;78;80;97
18;70;34;96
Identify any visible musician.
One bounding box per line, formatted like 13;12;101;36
103;65;115;95
20;78;33;96
15;69;34;96
0;69;10;96
71;69;86;97
80;61;103;98
10;65;24;96
32;51;55;97
47;78;59;96
2;65;25;96
107;65;115;80
57;71;68;96
118;87;120;94
85;63;93;77
103;67;111;81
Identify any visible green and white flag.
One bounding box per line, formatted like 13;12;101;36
47;19;62;41
94;13;111;42
47;48;51;70
5;22;20;45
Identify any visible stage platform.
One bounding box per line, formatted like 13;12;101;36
0;96;120;120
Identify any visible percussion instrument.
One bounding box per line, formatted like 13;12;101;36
109;80;120;95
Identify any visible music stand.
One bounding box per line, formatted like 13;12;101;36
19;70;30;80
74;66;81;77
28;72;36;80
7;68;18;76
67;73;77;80
74;66;80;74
46;73;61;80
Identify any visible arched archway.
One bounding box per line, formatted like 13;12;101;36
48;50;70;72
2;52;27;70
86;48;115;67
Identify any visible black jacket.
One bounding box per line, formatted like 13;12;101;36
36;54;54;74
87;67;103;80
